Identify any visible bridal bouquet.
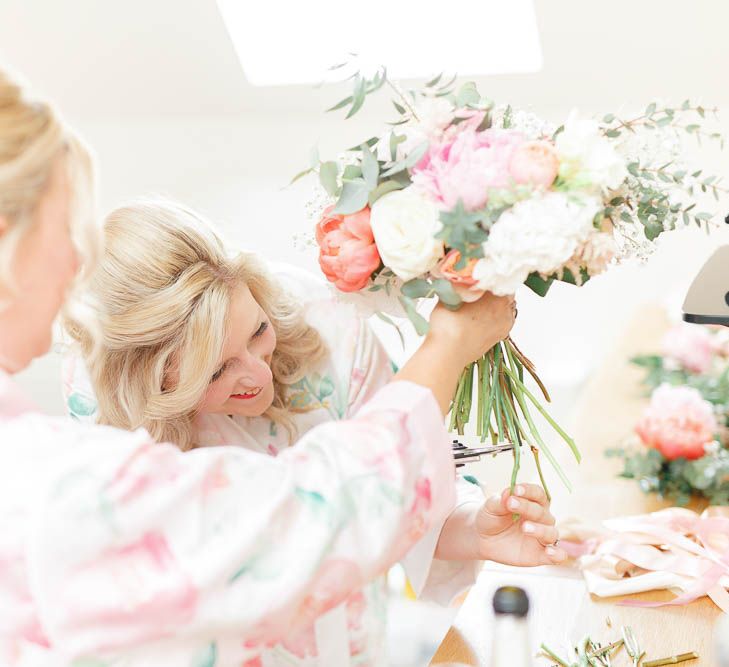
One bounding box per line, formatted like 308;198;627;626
295;65;724;495
608;322;729;505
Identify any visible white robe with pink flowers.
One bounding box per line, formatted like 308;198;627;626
0;265;482;667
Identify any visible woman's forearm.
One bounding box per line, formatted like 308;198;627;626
394;336;465;415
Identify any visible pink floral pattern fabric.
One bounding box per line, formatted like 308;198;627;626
0;266;478;667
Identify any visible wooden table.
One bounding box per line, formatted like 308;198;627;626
431;305;723;666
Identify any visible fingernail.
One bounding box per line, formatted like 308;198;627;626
516;485;525;496
508;498;520;511
546;546;556;557
523;522;535;534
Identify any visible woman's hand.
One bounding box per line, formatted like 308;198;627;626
394;292;516;415
427;292;516;368
434;483;567;566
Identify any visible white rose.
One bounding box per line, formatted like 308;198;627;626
556;110;628;191
472;192;601;295
370;189;445;282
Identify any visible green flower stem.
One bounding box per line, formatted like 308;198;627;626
499;373;522;490
539;644;571;667
503;366;581;464
476;357;485;437
508;375;572;492
449;369;463;431
503;344;551;500
507;337;550;401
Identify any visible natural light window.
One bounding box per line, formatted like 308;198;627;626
217;0;543;86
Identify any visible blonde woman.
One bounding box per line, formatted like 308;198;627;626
0;65;563;667
62;200;567;664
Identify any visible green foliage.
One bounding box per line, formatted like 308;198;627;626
435;200;489;268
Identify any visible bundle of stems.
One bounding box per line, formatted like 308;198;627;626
449;336;581;497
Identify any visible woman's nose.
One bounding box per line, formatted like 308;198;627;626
240;355;273;388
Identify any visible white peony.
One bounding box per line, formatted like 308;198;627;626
370;189;445;282
472;192;602;295
556;111;628;191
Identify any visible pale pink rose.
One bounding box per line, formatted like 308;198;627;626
661;323;715;373
635;384;718;461
315;205;381;292
411;128;526;211
509;140;559;188
430;250;485;302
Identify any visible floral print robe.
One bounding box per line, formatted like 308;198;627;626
0;265;482;667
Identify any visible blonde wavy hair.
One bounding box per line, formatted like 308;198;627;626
0;66;97;300
66;199;327;450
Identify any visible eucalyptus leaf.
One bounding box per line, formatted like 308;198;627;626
327;96;353;112
398;296;429;336
426;72;443;87
332;178;369;215
389;132;406;161
318;161;339;197
346;75;367;119
288;168;313;186
401;278;432;299
431;279;462;307
368;180;404;205
360;143;380;189
381;141;429;177
342;164;362;181
456;81;480;107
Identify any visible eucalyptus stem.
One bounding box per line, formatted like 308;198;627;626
643;653;699;667
385;78;420;121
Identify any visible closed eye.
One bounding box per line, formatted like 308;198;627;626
252;321;268;339
210;362;228;383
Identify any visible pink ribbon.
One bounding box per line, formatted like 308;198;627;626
560;507;729;613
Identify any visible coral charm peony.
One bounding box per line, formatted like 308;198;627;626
315;205;381;292
635;384;718;461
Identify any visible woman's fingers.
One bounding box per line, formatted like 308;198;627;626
522;521;559;547
511;483;549;506
505;495;556;525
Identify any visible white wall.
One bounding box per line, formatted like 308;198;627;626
13;108;729;419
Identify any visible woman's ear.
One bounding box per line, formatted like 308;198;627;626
0;216;7;237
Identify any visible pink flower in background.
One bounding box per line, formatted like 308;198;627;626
661;323;715;373
411;128;526;211
509;140;560;188
430;250;484;302
315;205;381;292
635;384;718;461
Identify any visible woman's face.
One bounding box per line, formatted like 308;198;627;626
197;284;278;417
0;156;80;373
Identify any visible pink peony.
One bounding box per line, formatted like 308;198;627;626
411;128;526;211
661;323;715;374
509;140;560;188
315;205;381;292
430;250;485;302
635;384;718;461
